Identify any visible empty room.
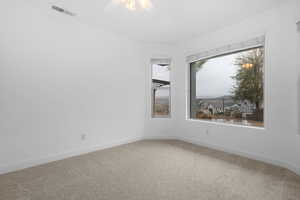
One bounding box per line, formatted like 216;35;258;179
1;0;300;199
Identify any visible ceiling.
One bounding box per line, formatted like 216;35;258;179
31;0;286;44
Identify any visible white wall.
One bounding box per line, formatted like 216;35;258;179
172;0;300;173
298;22;300;138
0;0;147;173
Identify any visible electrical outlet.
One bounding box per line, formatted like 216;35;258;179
205;129;209;135
81;134;86;141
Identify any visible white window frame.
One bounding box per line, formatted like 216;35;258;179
150;58;172;119
186;36;266;129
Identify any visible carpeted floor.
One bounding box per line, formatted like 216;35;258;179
0;140;300;200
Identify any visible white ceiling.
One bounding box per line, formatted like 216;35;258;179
32;0;286;44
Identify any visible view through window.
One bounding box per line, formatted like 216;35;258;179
152;63;170;118
190;47;264;127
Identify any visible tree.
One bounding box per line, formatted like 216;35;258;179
231;48;264;121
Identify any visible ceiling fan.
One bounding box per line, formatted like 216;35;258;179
112;0;153;11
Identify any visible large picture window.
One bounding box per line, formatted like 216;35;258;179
189;47;264;127
151;60;171;118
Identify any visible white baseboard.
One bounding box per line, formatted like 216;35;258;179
282;162;300;176
176;135;300;176
1;135;300;177
0;136;142;175
143;135;177;140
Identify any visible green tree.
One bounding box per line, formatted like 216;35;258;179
231;48;264;121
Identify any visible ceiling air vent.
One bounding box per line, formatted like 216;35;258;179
51;5;76;16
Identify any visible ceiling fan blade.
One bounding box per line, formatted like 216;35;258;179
112;0;126;4
104;0;153;11
138;0;153;9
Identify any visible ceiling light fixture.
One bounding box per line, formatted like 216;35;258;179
242;63;253;69
115;0;153;11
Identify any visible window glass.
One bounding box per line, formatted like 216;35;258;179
190;47;264;127
152;64;171;118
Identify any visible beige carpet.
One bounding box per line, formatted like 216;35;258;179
0;140;300;200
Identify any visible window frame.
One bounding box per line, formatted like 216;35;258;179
150;59;172;119
186;38;266;129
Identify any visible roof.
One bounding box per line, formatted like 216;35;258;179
152;79;170;88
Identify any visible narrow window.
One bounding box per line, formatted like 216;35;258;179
151;60;171;118
189;47;265;127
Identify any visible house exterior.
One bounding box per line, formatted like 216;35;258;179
196;96;256;116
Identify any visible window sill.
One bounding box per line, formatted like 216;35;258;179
151;116;171;120
186;119;265;130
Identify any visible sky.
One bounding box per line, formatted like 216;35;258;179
152;53;242;98
196;53;240;98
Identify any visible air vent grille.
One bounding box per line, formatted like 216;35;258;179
52;5;76;16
